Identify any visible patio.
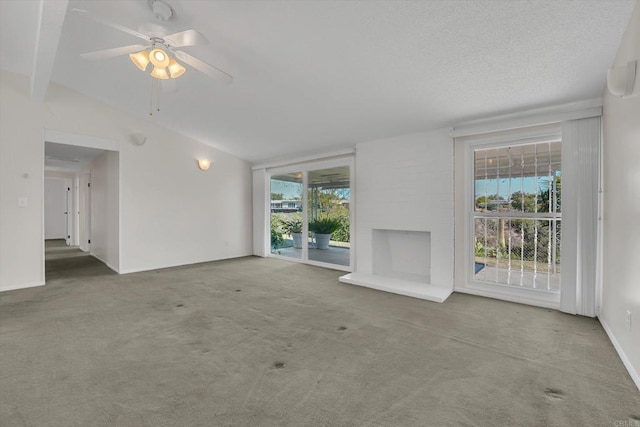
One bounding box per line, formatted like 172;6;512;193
474;263;560;292
272;244;350;267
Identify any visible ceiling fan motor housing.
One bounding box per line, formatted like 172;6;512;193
150;0;173;22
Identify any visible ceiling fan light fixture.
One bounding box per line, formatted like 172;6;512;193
150;66;169;79
149;48;170;68
129;50;150;71
168;58;186;78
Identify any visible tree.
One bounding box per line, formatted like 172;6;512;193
510;192;537;212
476;194;504;210
538;175;561;213
270;192;285;201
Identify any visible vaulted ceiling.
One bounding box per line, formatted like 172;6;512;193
0;0;635;163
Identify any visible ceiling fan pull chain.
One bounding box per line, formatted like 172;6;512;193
157;80;161;112
150;75;154;115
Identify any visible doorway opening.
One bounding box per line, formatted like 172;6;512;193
43;133;120;281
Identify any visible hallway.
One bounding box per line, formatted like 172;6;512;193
45;239;88;260
45;239;113;281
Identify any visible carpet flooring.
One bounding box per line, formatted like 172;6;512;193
44;239;90;261
1;255;638;426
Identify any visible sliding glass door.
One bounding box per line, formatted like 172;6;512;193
268;160;352;270
270;172;303;260
307;166;350;267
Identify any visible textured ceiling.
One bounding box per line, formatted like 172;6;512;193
0;0;635;163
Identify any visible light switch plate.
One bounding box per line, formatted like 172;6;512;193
18;197;28;208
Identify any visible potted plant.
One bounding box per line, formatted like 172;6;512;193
282;217;303;248
308;217;341;250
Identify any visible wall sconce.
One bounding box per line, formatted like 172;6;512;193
607;60;637;98
197;159;211;171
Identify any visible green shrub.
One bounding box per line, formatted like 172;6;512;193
271;227;284;249
270;213;284;249
281;214;303;233
331;215;350;242
309;217;341;234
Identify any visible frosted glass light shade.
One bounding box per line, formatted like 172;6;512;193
150;66;169;80
168;58;186;78
149;48;170;68
129;50;150;71
197;159;211;171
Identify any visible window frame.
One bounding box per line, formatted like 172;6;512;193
266;156;355;272
471;139;562;293
456;125;563;308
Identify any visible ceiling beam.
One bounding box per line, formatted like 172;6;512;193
30;0;68;101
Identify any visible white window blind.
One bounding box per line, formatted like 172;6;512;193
560;116;601;317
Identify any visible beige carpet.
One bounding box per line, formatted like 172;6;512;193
45;239;90;260
1;255;638;426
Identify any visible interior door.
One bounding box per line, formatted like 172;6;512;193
85;175;91;251
65;180;72;246
44;178;67;240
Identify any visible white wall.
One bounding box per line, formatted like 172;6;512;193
0;70;253;291
354;129;454;287
600;2;640;389
89;151;119;271
44;177;68;239
252;168;268;257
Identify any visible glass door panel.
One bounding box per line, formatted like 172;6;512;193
270;173;303;259
307;166;350;267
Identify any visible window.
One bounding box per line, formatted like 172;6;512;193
473;140;561;292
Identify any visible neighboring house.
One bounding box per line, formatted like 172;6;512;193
270;200;302;213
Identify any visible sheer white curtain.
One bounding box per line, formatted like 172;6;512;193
560;116;601;316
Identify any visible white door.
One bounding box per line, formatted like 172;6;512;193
44;178;67;240
82;172;91;251
65;180;72;245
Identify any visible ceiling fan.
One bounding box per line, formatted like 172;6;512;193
72;4;232;84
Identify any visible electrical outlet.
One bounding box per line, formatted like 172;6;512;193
626;310;632;331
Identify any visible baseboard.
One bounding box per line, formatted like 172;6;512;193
454;286;560;310
599;317;640;392
90;254;119;274
118;254;255;275
0;281;46;292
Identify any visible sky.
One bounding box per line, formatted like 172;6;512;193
475;173;560;200
271;179;351;200
270;180;302;200
272;176;555;202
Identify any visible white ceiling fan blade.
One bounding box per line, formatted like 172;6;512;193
164;29;208;48
72;9;149;42
174;50;232;84
80;44;147;61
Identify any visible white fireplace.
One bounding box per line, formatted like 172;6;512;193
372;229;430;284
338;130;454;302
340;227;450;302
